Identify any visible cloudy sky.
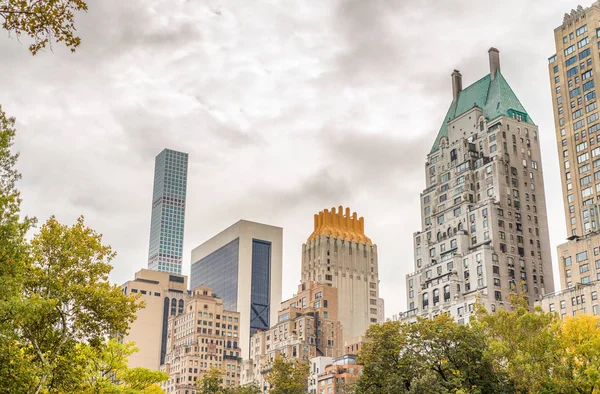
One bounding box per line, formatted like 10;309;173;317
0;0;580;317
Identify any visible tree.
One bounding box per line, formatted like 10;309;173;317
264;357;309;394
0;104;37;393
355;316;512;393
355;321;407;393
474;296;561;393
1;0;88;54
553;315;600;393
79;340;168;393
197;368;224;394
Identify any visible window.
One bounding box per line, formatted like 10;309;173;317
566;56;577;67
584;80;595;92
568;66;578;77
577;24;588;36
577;36;589;48
576;251;588;262
565;256;572;266
583;70;594;81
565;44;576;56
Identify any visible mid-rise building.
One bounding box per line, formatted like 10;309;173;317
120;269;188;370
538;282;600;317
545;1;600;316
161;286;242;394
301;206;380;341
343;336;364;356
316;355;363;394
403;49;554;323
147;149;189;274
190;220;283;359
242;281;343;392
308;357;334;394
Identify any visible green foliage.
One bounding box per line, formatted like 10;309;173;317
1;0;88;54
356;316;512;393
196;368;260;394
264;357;309;394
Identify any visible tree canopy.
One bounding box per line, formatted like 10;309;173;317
264;357;309;394
1;0;88;54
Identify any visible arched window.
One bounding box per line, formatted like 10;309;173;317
227;341;232;349
178;299;184;314
170;298;177;316
447;227;453;237
437;232;442;241
233;341;238;349
457;222;464;232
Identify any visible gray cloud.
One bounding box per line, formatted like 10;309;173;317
0;0;579;318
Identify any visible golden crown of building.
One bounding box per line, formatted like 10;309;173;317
307;206;372;245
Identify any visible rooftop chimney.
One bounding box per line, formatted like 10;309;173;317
488;47;500;80
451;70;462;101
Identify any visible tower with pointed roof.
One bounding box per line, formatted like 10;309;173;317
301;206;380;342
402;49;554;323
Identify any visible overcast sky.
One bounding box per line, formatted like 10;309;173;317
0;0;580;318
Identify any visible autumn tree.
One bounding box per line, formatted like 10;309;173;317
474;297;561;393
1;0;88;54
553;315;600;393
264;357;309;394
197;368;224;394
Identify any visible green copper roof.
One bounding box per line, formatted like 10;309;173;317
430;70;533;153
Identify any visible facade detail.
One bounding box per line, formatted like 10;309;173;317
120;269;188;370
537;282;600;317
190;220;283;359
241;282;343;392
403;49;554;323
147;149;189;274
302;206;380;341
161;286;242;394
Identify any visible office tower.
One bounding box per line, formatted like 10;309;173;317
539;2;600;318
120;269;188;370
241;281;343;391
190;220;283;359
301;206;380;342
147;149;189;274
161;286;241;393
402;49;554;323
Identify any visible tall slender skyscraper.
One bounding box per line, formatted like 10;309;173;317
301;206;380;342
403;49;554;323
147;149;189;274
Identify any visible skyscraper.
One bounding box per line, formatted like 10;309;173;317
403;49;554;323
540;2;600;317
189;220;283;359
147;149;188;274
301;206;380;342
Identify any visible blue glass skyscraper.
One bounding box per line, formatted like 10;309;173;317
147;149;188;274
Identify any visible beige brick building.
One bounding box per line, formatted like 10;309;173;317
302;206;380;342
241;281;343;391
538;282;600;318
403;49;554;323
544;1;600;316
161;286;241;394
120;269;188;370
315;355;363;394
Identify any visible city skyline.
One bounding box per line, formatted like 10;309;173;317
0;0;583;318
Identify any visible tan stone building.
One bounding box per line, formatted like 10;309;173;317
343;336;365;356
316;355;363;394
403;49;554;323
302;206;380;342
241;281;343;391
544;2;600;312
161;286;241;394
538;282;600;317
120;269;188;370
